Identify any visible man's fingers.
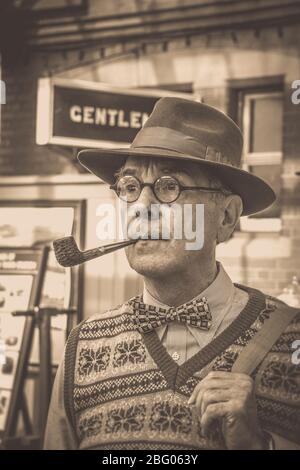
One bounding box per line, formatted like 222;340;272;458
188;372;254;405
200;402;228;437
194;387;206;416
188;379;236;405
188;382;202;405
200;389;234;415
194;388;237;418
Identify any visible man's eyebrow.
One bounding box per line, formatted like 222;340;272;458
161;166;192;177
114;165;192;178
114;167;136;178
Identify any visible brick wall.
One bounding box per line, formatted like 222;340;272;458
0;57;80;175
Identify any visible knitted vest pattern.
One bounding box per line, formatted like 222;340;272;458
64;285;300;450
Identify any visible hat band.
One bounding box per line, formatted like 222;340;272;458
132;126;235;167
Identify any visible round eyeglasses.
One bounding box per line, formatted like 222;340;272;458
110;175;230;204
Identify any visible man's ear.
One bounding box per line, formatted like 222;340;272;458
217;195;243;244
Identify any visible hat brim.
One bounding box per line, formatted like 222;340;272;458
78;148;276;216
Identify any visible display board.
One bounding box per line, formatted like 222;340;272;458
0;199;85;444
0;247;48;439
0;201;85;365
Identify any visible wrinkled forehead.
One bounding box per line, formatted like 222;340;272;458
122;156;211;182
124;156;182;171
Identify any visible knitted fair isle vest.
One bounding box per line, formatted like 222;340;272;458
64;284;300;450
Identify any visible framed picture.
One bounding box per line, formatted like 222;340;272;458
0;200;85;332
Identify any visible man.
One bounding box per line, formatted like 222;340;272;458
45;97;300;450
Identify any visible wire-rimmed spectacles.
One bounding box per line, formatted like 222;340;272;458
110;175;231;204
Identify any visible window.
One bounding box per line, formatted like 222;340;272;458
228;77;284;232
241;91;283;231
246;93;282;155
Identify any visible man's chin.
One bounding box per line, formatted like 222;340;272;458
129;262;174;278
127;249;176;278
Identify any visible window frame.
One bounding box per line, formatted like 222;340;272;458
236;87;283;232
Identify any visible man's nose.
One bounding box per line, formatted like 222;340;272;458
138;185;158;207
133;185;160;220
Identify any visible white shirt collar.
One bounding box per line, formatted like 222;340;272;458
142;262;235;345
143;262;234;311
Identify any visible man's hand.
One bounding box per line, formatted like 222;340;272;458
188;371;266;450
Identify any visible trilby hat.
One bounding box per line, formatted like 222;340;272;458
78;97;275;215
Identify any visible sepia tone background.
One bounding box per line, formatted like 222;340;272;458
0;0;300;448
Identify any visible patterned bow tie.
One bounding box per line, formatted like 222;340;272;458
129;296;212;333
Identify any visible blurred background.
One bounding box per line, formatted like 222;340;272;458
0;0;300;448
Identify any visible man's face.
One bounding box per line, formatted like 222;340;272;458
120;156;223;279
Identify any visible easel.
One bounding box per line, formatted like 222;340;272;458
1;246;76;449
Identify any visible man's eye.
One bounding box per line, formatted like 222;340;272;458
166;183;177;190
125;184;138;192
